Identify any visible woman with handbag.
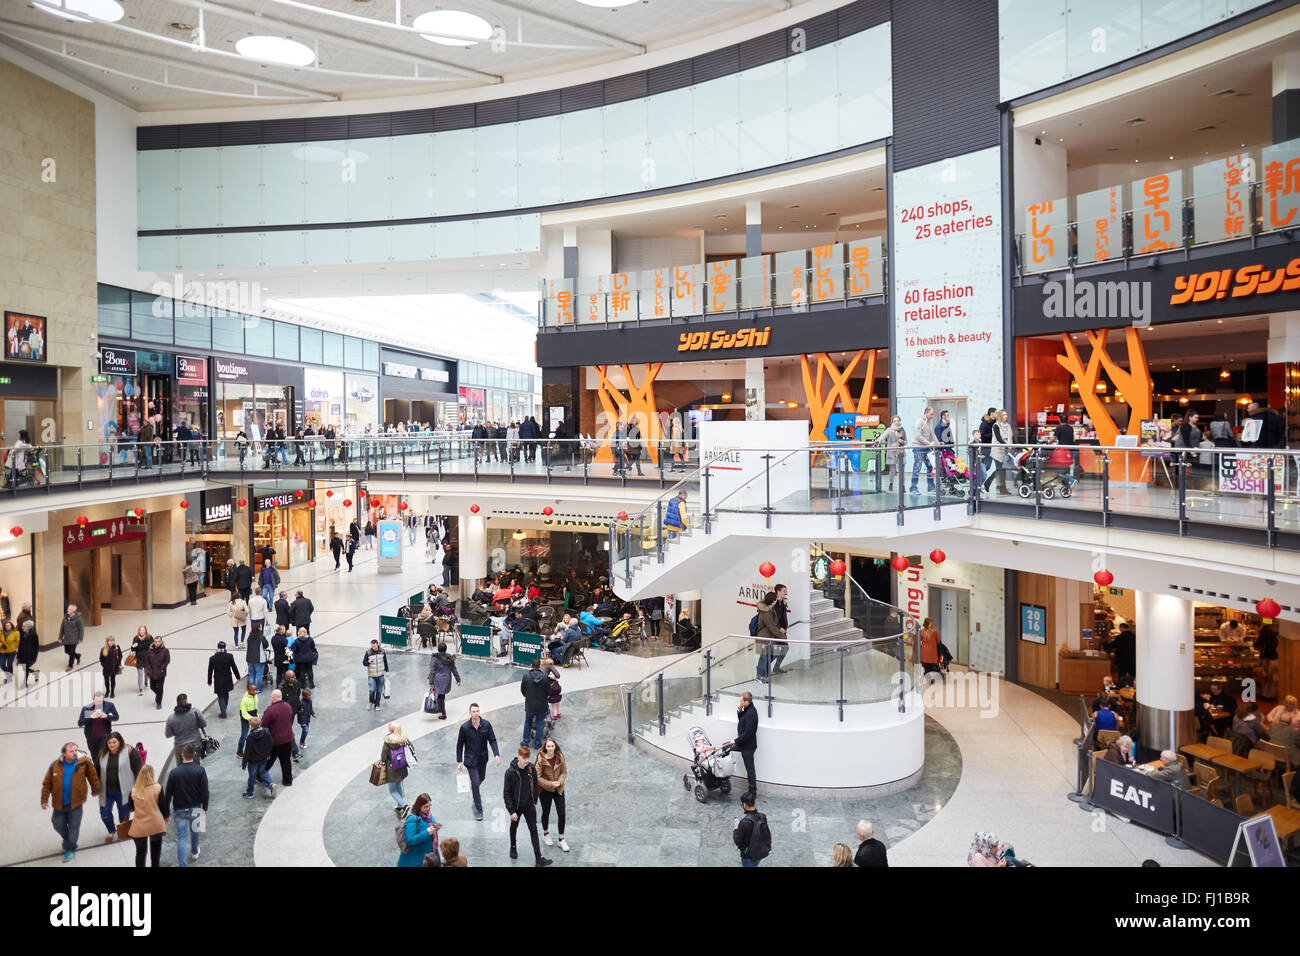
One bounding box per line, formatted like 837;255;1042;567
182;561;200;606
426;642;461;720
96;731;140;843
397;792;439;867
129;626;152;696
144;636;170;710
379;722;415;817
227;594;249;646
127;765;165;867
99;635;123;698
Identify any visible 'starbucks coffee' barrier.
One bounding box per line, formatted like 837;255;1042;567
511;634;545;667
459;625;493;659
379;615;408;648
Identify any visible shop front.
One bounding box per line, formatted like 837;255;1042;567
380;349;456;428
93;345;211;454
346;373;379;435
252;485;313;569
484;517;611;592
213;356;304;442
315;480;357;551
190;486;246;589
62;515;148;625
303;368;344;432
0;361;57;447
458;385;486;424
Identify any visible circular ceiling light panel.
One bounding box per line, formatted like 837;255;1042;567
32;0;125;23
412;10;492;46
574;0;640;7
235;35;316;67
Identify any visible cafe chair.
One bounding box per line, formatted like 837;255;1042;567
1090;750;1107;796
1235;794;1255;817
1247;748;1280;805
1194;761;1223;804
1176;753;1191;777
1206;735;1232;753
1096;729;1120;750
1258;740;1290;774
1284;772;1296;811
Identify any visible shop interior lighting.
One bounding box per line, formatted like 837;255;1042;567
412;10;493;46
235;35;317;66
512;530;527;540
32;0;124;23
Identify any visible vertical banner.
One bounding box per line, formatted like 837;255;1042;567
705;260;736;313
1023;198;1067;271
846;236;883;297
1192;153;1254;244
739;255;771;309
672;264;701;317
1261;141;1300;231
1076;185;1122;265
809;244;843;302
773;250;807;307
543;278;574;326
607;272;634;323
892;146;1004;433
1131;171;1183;253
642;268;670;318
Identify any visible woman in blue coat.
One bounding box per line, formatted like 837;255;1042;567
397;793;439;867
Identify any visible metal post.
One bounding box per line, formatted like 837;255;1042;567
969;447;979;515
704;649;713;716
1101;449;1110;527
473;443;478;480
703;467;712;534
896;634;906;713
656;673;665;736
608;525;616;582
1177;458;1188;536
765;650;774;719
1033;451;1043;519
1267;456;1277;548
582;444;589;484
837;646;845;723
401;444;407;479
76;448;83;490
438;441;443;481
623;528;631;590
932;464;941;520
763;453;773;529
626;689;634;743
656;500;664;563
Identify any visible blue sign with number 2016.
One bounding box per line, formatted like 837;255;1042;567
1020;603;1046;645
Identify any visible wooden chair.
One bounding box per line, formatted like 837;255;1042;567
1195;761;1224;804
1235;794;1255;816
1285;771;1297;811
1096;729;1120;750
1207;735;1232;752
1247;748;1279;806
1090;750;1106;796
1176;754;1191;776
1258;740;1290;774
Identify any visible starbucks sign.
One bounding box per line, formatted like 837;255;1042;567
811;554;830;582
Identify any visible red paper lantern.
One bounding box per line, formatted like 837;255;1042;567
398;501;408;511
343;499;353;507
133;507;144;518
891;554;910;573
325;490;334;498
179;500;189;510
237;498;247;508
359;490;368;499
542;506;553;516
294;490;303;499
1256;598;1281;619
469;504;479;514
758;561;776;579
76;515;88;527
829;559;847;576
929;549;946;566
617;511;628;521
9;527;21;538
1093;569;1114;587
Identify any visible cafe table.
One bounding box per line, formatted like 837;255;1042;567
1255;806;1300;849
1180;742;1221;763
1210;753;1264;799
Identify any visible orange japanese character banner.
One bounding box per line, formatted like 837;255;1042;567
1020;198;1067;271
704;260;736;313
774;250;807;308
1191;152;1255;245
542;277;575;327
670;264;701;318
1130;171;1183;254
640;268;671;318
1261;141;1300;231
1076;186;1122;265
845;236;883;296
738;254;771;309
809;244;843;302
605;271;635;323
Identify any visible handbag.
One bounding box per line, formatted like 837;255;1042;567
423;693;438;714
382;673;391;699
115;818;132;841
199;731;220;758
369;761;388;786
124;653;137;668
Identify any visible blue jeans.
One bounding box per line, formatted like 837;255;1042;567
141;445;153;468
216;692;229;717
233;625;246;645
368;675;384;708
238;716;250;754
99;792;128;833
279;446;290;465
741;858;759;867
245;763;272;795
51;806;82;853
299;723;310;746
387;780;404;807
910;449;933;489
522;710;546;749
261;584;275;607
174;807;201;866
248;662;265;689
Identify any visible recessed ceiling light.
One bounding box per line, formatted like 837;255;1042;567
236;35;316;66
412;10;492;46
33;0;124;21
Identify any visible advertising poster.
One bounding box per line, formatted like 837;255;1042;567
1138;419;1169;458
4;311;46;363
1020;603;1047;644
1217;452;1286;495
892;147;1003;434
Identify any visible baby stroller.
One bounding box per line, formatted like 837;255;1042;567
683;726;735;803
1011;447;1076;500
937;447;969;499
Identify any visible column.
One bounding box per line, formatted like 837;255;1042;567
745;200;762;259
1273;51;1300;143
459;512;487;589
562;227;578;279
744;358;765;421
1267;314;1300;364
1134;591;1195;752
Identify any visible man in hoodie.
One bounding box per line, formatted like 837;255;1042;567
261;689;295;786
503;744;551;867
41;741;100;861
161;744;208;867
241;716;275;798
520;658;550;750
164;692;208;766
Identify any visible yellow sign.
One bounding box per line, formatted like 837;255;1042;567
677;327;772;353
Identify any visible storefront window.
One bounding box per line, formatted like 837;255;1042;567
216;383;253;438
345;373;379;434
304;368;344;431
459;386;486;423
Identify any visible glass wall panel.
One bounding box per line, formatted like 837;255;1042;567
322;332;344;367
274;321;299;361
788;41;839;159
435;128;477;216
390;133;435;219
998;0;1068;101
261;142;306;224
345;137;390;223
244;317;274;357
98;285;131;338
739;59;788;170
344;336;363;369
603;98;649;197
362;339;379;372
476;123;518;211
173;303;211;349
517;114;562;207
300;327;323;366
301;141;350;224
219;145;262;227
219;232;260;269
131;291;173;344
838;27;893;148
177;148;220;229
263;230;305;269
692;74;741;181
647;87;693;190
137;150;179;230
560;108;604;201
212;310;244;354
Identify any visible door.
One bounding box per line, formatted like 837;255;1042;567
110;540;147;611
929;586;971;665
929;396;968;450
63;550;100;626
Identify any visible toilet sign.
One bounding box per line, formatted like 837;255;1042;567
63;517;147;552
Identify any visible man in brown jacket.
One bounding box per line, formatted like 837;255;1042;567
40;741;100;861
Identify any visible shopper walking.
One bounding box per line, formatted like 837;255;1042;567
161;744;208;866
520;657;549;750
128;765;165;867
298;689;314;751
259;560;280;609
163;693;207;766
535;737;570;852
262;689;295;786
880;416;907;492
290;590;314;636
77;690;118;760
16;619;38;687
427;641;461;720
245;625;267;690
398;793;440;867
278;669;305;762
99;635;123;698
292;627;317;689
330;530;344;569
723;691;759;797
130;626;152;695
59;604;84;671
983;409;1013;495
241;716;275;798
144;636;170;710
854;820;889;867
920;617;943;684
363;639;388;711
909;406;938;494
456;703;500;821
182;559;200;606
233;560;253;603
95;732;140;843
247;589;268;646
0;617;18;685
40;741;100;861
380;722;416;817
228;593;249;647
207;641;242;718
503;744;551;867
732;792;771;867
237;683;259;758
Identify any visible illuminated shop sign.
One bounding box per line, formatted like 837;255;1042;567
677;327;772;353
382;361;450;383
1170;259;1300;305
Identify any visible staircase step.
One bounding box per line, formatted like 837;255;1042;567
811;618;861;640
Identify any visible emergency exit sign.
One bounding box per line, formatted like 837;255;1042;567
0;377;10;385
90;375;108;383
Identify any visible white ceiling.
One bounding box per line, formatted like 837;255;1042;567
0;0;815;111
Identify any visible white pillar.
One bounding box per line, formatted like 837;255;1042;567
1267;314;1300;364
744;358;765;421
459;513;487;586
1134;590;1196;751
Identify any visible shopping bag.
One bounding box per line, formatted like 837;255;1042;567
456;769;470;794
423;693;438;714
382;673;391;699
369;762;387;786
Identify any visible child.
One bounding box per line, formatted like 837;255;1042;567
298;688;314;750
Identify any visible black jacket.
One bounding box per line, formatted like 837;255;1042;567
773;597;789;632
293;634;317;665
855;838;889;867
1246;407;1285;448
456;718;498;769
733;809;763;854
277;678;303;713
207;651;242;695
520;668;550;712
16;628;38;665
271;632;289;666
242;727;272;767
161;761;209;814
502;757;539;813
234;564;254;590
274;598;291;627
289;596;314;629
329;536;343;556
244;631;267;666
978;416;995;445
734;703;758;753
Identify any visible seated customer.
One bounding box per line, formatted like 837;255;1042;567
1266;694;1298;729
1230;702;1268;755
1094;701;1119;734
1149;750;1189;790
1268;714;1300;770
1104;734;1136;767
1199;682;1235;737
579;605;611;640
1091;676;1118;716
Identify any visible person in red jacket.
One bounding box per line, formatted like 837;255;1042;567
261;689;295;786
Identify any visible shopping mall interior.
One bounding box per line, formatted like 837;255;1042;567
3;0;1300;906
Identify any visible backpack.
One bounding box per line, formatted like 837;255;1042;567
748;614;760;637
746;812;772;861
134;742;148;765
395;818;412;853
388;741;408;772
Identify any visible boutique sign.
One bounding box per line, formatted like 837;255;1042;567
99;347;137;376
